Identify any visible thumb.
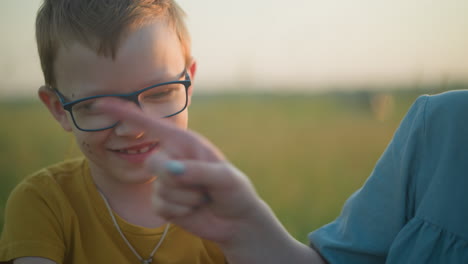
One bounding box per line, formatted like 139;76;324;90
147;152;236;191
147;153;260;219
173;160;238;191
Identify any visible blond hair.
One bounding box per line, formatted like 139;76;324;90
36;0;191;89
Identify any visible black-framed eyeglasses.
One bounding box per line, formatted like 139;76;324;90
54;69;191;132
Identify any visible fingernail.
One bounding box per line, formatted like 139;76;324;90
165;160;185;176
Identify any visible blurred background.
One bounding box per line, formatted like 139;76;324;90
0;0;467;242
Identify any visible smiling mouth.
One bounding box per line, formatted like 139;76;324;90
111;142;159;154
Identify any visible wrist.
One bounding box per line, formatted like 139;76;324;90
217;198;271;250
216;199;285;263
216;199;325;264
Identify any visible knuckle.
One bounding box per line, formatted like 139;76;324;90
153;181;163;192
158;204;189;219
157;187;170;200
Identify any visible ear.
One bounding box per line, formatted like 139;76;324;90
186;59;197;106
38;86;73;132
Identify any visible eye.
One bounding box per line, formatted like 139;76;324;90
145;89;173;99
76;101;94;111
142;84;180;101
73;98;101;114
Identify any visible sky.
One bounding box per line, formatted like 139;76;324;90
0;0;467;97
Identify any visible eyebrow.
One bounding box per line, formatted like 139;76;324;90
138;68;187;90
64;68;187;101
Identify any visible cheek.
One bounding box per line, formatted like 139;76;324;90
167;112;188;129
73;130;109;156
80;140;94;155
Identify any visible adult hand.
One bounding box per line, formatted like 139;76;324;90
99;98;326;264
99;98;262;244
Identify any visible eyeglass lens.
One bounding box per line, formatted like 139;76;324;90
71;83;187;130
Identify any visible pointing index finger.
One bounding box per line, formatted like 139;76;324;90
98;97;181;137
96;97;224;161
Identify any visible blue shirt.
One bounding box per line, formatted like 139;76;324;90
309;91;468;264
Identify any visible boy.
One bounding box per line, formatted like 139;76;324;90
0;0;226;263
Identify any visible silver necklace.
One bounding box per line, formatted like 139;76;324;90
99;191;170;264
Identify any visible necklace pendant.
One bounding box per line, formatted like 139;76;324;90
142;259;152;264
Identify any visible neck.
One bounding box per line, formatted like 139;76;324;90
89;163;166;228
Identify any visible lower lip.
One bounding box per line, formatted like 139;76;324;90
111;143;160;164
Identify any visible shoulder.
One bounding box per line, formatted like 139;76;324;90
0;161;85;263
424;90;468;120
422;90;468;143
404;91;468;173
34;157;87;181
7;158;87;210
17;157;87;190
401;90;468;139
426;89;468;105
404;90;468;119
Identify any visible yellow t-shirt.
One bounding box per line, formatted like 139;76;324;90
0;158;226;263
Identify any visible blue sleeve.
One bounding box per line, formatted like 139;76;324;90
308;95;429;264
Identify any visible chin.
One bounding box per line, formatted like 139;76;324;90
107;166;154;184
121;173;156;185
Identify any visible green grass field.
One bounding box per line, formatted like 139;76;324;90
0;89;439;243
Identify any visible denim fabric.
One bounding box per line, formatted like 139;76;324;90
309;91;468;264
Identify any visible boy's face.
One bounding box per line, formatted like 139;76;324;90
40;20;195;185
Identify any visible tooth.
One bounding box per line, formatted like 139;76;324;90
140;146;150;153
127;149;138;154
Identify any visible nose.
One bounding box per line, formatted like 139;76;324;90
113;119;146;139
124;94;142;108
